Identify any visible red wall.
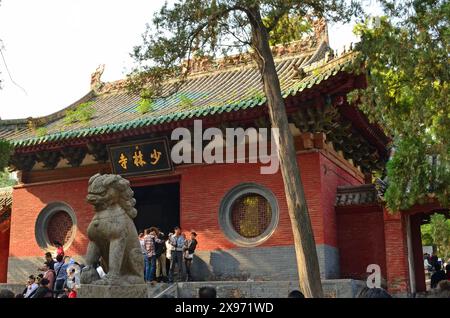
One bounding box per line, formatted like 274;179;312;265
383;210;410;293
180;152;324;250
9;179;93;258
320;153;362;248
9;151;365;258
336;205;387;281
0;223;10;282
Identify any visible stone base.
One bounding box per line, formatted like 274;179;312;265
78;284;148;298
191;244;340;281
174;280;366;298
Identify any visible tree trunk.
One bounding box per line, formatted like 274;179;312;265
248;8;324;298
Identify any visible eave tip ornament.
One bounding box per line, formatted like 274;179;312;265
90;64;105;92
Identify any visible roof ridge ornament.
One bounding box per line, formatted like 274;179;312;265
90;64;105;92
182;18;329;75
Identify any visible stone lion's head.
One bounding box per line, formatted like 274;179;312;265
86;173;137;218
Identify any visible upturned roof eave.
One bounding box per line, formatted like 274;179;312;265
7;52;361;149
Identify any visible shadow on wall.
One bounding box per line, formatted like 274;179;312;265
7;257;48;284
191;250;241;281
209;250;244;280
190;247;299;281
7;256;87;284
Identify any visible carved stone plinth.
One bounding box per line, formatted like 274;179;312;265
78;284;148;298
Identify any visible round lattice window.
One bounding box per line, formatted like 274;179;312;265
46;211;74;247
219;183;279;247
35;202;77;250
230;194;273;238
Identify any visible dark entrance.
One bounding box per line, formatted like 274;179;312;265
409;209;450;293
132;182;180;236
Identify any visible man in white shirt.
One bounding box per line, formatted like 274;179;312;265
24;275;39;298
138;232;148;280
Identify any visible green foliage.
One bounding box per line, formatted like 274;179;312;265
137;98;154;114
64;101;96;125
264;14;312;46
140;88;156;100
130;0;364;298
0;139;12;171
421;214;450;260
421;223;433;247
350;0;450;211
0;168;16;188
35;127;48;137
130;0;361;98
178;94;194;109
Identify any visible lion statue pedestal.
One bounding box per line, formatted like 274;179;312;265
78;173;147;298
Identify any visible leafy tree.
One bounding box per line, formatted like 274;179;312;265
421;223;433;247
265;13;312;46
0;141;13;189
131;0;362;297
421;214;450;260
0;168;16;188
350;0;450;211
0;139;12;171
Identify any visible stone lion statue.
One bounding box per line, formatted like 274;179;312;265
80;173;144;286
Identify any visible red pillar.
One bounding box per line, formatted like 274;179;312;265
410;214;426;292
383;209;410;294
0;220;10;283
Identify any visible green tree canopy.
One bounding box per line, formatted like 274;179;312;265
350;0;450;211
131;0;362;298
264;13;313;46
0;139;12;171
0;168;16;188
421;213;450;260
129;0;361;97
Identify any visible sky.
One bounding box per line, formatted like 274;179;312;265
0;0;382;120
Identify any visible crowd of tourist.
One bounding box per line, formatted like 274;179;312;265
0;225;199;299
1;234;448;299
423;253;450;289
7;241;82;298
138;225;198;284
14;224;200;298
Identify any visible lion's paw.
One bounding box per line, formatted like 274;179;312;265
93;274;121;286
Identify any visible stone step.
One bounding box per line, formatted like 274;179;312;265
147;282;173;298
153;279;367;298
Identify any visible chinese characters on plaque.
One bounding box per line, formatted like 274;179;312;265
108;138;173;176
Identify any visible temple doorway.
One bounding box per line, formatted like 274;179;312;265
408;209;450;293
132;182;180;236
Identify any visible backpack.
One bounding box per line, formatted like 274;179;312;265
154;236;166;257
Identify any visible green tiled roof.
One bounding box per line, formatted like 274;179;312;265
0;45;356;148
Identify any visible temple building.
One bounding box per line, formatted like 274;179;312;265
0;188;11;283
0;25;445;295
